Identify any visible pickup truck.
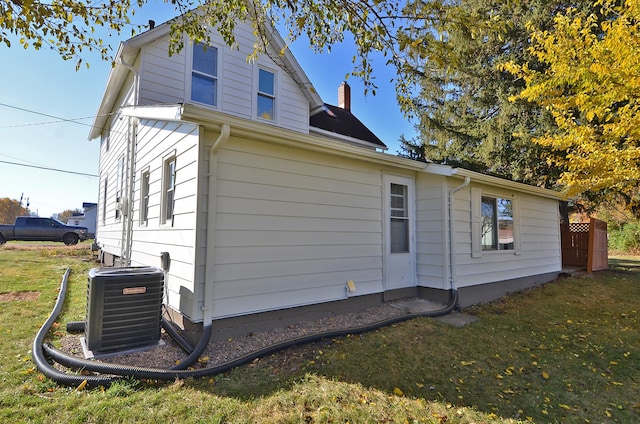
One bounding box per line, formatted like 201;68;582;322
0;216;89;246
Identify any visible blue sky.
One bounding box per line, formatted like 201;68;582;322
0;5;415;219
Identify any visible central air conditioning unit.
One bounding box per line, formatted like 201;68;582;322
85;266;164;353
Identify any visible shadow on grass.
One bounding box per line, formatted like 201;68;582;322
609;255;640;273
189;258;640;423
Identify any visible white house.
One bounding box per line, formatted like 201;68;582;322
88;15;563;339
66;202;97;238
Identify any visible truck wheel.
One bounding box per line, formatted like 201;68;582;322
0;234;5;245
63;233;79;246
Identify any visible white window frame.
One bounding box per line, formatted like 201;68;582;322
190;42;219;107
256;67;277;121
140;169;150;226
162;155;176;226
102;176;108;224
390;183;410;253
471;187;520;257
115;156;124;220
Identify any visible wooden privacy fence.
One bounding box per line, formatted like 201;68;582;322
561;218;608;272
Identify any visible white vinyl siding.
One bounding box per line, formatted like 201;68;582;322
455;184;560;288
136;21;309;133
415;173;447;289
205;137;384;319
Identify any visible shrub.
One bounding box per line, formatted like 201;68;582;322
608;220;640;254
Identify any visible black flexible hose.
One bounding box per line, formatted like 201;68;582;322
32;268;120;387
36;268;458;388
65;321;85;333
66;317;195;354
160;317;195;354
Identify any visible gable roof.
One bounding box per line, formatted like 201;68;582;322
88;14;324;140
310;104;387;149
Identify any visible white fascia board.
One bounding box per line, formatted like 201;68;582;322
180;104;426;170
88;23;174;141
120;104;184;121
424;163;455;176
263;27;324;109
452;168;565;200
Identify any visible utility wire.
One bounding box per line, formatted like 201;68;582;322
0;160;98;178
0;102;113;129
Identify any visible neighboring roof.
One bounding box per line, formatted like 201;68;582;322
310;104;387;149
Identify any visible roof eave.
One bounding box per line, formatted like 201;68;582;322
451;168;565;200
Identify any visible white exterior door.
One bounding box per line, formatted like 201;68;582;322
383;175;416;290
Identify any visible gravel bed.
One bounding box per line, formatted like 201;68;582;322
58;302;410;372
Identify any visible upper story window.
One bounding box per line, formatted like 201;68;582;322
191;43;218;107
257;68;275;120
481;196;514;251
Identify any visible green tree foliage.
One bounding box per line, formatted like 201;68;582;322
504;0;640;216
0;197;30;223
397;0;593;188
0;0;508;102
0;0;147;69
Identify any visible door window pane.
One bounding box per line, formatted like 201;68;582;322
390;184;409;253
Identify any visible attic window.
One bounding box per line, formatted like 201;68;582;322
191;43;218;107
257;68;275;120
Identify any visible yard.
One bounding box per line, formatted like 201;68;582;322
0;243;638;423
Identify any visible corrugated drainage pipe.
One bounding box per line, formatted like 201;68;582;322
35;269;457;388
65;317;194;354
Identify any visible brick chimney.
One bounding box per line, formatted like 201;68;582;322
338;81;351;111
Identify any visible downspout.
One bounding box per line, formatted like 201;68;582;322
123;118;137;266
203;124;231;324
118;58;139;266
448;176;470;293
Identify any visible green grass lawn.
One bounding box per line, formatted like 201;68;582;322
1;245;638;423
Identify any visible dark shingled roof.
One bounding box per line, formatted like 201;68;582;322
309;104;387;149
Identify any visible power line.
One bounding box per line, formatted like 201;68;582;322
0;160;98;178
0;102;114;129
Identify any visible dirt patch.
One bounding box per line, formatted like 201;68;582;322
0;291;41;302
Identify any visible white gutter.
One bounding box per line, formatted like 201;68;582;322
447;175;470;292
202;124;231;323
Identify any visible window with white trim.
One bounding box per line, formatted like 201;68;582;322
257;68;275;120
140;170;150;225
162;157;176;225
390;183;410;253
115;156;124;220
481;196;514;251
191;43;218;106
102;177;108;224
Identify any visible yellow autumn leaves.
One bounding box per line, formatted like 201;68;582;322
503;0;640;206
